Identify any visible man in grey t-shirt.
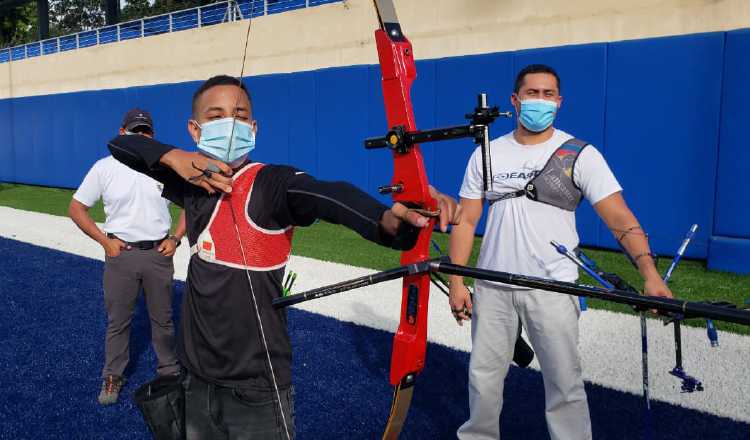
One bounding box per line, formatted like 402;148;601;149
449;65;672;440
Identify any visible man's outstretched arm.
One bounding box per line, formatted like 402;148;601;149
282;172;460;250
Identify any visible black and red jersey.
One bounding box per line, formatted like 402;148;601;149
108;134;412;391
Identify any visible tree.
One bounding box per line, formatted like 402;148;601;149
0;3;38;48
120;0;151;22
150;0;202;17
48;0;105;35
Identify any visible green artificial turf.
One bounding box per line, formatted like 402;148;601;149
0;183;182;228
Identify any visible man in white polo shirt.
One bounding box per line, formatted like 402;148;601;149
69;109;186;405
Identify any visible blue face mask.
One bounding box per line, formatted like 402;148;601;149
195;117;255;164
518;99;558;133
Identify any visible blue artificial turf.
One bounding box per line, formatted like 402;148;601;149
0;236;747;439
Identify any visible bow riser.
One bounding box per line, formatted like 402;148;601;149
374;27;436;387
375;30;435;209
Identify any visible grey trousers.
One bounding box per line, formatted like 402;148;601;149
184;373;295;440
102;248;180;378
457;282;592;440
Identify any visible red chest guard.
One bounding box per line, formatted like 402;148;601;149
191;163;294;271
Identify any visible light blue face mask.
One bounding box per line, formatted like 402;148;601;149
195;117;255;164
518;99;558;133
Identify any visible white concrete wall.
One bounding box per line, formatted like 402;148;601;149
1;0;749;99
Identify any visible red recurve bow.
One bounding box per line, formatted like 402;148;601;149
371;1;436;438
274;1;508;437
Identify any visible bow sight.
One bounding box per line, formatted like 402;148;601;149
365;93;511;194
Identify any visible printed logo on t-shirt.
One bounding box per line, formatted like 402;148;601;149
493;170;541;182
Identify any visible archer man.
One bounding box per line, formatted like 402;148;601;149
108;74;460;440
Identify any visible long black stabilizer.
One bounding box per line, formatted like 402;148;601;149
273;259;750;326
272;259;438;308
434;262;750;326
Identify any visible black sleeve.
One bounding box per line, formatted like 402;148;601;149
107;135;187;207
266;166;419;250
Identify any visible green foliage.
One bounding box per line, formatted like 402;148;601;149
122;0;207;22
121;0;154;22
0;0;206;47
0;183;181;228
149;0;203;17
0;0;248;47
0;3;37;48
48;0;106;35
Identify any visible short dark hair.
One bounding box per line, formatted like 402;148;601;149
514;64;561;94
192;74;253;117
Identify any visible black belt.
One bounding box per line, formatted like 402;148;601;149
106;233;167;250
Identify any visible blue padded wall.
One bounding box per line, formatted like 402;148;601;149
0;84;200;189
248;74;295;168
2;29;749;271
314;65;372;190
714;29;750;237
604;32;724;259
0;98;15;183
285;71;319;176
708;236;750;273
709;29;750;272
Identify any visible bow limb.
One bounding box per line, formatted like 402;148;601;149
371;1;436;438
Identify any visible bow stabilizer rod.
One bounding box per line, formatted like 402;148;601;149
274;259;750;326
272;259;440;308
434;262;750;325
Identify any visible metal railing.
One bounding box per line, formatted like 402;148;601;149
0;0;341;64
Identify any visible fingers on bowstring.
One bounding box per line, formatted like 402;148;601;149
190;160;233;179
198;179;217;195
212;171;234;187
190;161;208;175
393;202;440;217
189;164;233;194
195;176;232;195
207;160;233;177
405;207;439;228
188;163;209;184
410;207;440;217
201;174;232;194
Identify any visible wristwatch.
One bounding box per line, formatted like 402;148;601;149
168;235;182;247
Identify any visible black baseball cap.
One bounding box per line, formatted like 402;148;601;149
122;108;154;133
